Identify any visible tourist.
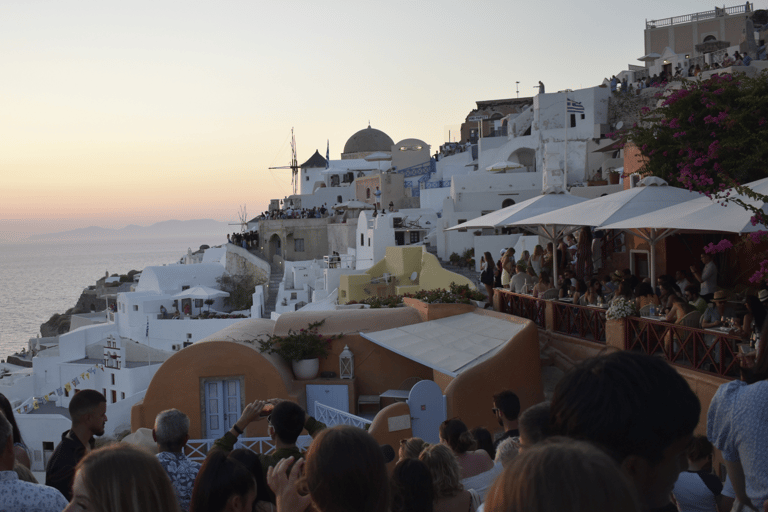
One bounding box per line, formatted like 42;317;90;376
532;270;553;298
480;252;496;302
525;265;538;288
684;284;708;314
493;438;519;468
515;402;549;450
469;427;495;461
519;250;530;268
732;295;766;341
549;351;700;510
530;245;544;276
510;263;530;294
672;435;724;512
581;278;603;305
0;393;31;468
575;226;593;281
495;249;506;288
228;449;275;512
675;270;691;294
0;411;69;511
391;458;434;512
46;389;108;501
538;81;545;94
665;294;694;324
707;321;768;510
214;399;326;474
701;291;735;329
483;439;641;512
419;444;480;512
691;253;718;302
399;437;428;462
160;305;168;319
190;450;255;512
572;279;588;305
439;419;493;479
500;249;515;288
154;409;200;512
491;390;520;449
267;425;389;512
658;281;678;313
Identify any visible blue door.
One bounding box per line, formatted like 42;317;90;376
407;380;446;444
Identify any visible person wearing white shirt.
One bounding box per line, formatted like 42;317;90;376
510;263;533;293
691;254;717;301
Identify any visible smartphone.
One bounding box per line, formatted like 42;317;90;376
259;403;275;416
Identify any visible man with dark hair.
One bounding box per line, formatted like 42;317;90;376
214;398;325;474
0;411;69;511
45;389;107;500
154;409;199;512
550;351;701;511
517;401;550;450
492;390;521;449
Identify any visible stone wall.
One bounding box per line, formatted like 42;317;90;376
224;245;270;286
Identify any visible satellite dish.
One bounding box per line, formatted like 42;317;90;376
615;121;624;130
410;272;418;282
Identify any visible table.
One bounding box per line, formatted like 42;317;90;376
380;389;410;400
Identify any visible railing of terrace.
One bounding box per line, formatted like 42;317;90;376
551;301;608;344
314;402;372;429
625;316;740;378
646;3;751;28
185;435;313;463
495;290;547;328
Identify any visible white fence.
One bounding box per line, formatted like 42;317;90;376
314;402;372;429
185;435;313;463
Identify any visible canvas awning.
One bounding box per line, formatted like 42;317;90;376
446;193;587;231
360;312;525;377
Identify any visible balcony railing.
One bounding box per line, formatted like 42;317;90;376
496;290;547;328
551;301;607;344
314;402;372;429
625;316;741;378
184;435;313;463
646;3;752;28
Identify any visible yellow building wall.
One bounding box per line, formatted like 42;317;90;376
339;246;475;304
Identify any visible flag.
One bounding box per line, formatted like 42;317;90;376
88;368;96;375
146;317;150;338
65;383;72;393
326;140;330;169
566;99;584;114
42;395;48;404
57;387;64;396
73;377;80;386
33;400;39;410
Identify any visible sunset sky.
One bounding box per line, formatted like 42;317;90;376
0;0;736;238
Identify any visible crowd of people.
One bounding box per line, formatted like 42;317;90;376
227;231;259;250
3;341;768;511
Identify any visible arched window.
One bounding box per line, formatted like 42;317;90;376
502;198;516;208
703;35;716;42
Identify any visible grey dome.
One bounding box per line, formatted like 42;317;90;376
343;126;394;155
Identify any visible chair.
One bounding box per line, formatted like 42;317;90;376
541;289;558;300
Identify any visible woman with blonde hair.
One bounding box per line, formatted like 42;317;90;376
399;437;428;462
500;248;515;288
419;444;479;512
64;444;181;512
483;439;640;512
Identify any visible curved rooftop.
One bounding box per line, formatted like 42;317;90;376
135;263;225;295
343;126;394;155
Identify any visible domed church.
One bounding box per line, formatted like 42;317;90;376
341;124;395;160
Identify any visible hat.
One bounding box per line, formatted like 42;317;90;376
711;290;730;303
759;289;768;303
611;270;624;281
500;248;507;256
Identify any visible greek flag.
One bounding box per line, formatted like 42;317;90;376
566;99;584;114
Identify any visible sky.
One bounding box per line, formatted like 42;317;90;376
1;0;757;238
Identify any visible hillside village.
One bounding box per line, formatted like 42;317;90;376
2;4;767;490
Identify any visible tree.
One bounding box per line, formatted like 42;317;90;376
624;71;768;283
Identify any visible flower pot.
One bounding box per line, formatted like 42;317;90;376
292;358;320;380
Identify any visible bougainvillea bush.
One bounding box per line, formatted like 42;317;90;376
625;70;768;283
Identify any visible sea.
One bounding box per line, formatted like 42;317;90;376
0;238;219;362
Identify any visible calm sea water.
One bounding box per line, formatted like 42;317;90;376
0;238;218;361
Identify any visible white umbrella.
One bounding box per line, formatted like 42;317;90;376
602;177;768;234
509;178;702;283
173;286;229;314
486;161;525;172
446;193;588;232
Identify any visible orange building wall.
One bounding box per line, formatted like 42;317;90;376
131;342;295;439
367;402;413;473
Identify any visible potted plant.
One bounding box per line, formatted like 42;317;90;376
204;298;215;312
255;320;341;380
